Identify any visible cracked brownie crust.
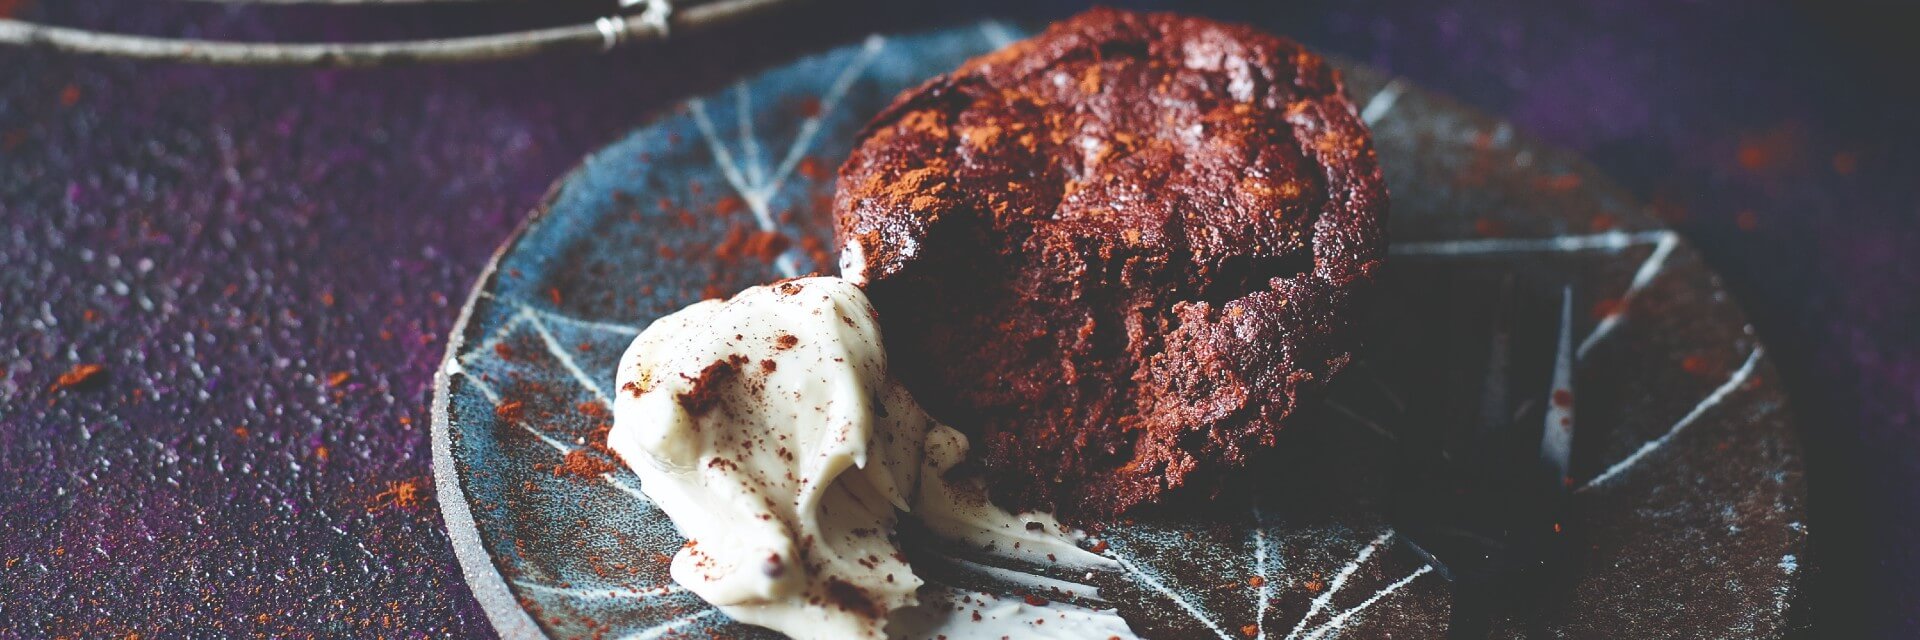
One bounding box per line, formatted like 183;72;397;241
833;8;1387;518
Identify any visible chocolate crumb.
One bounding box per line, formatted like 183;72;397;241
764;553;785;577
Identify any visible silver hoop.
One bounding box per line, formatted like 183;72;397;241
636;0;675;39
594;15;629;53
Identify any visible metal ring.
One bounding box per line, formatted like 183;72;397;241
593;15;627;52
625;0;674;39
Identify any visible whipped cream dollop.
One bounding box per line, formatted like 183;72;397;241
608;277;1127;640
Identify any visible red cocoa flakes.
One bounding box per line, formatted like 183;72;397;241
797;157;827;181
713;224;791;263
496;400;526;422
1832;151;1858;175
50;363;105;392
799;236;832;269
1681;354;1712;376
1541;173;1582;191
1588;213;1618;232
371;479;424;511
1590;297;1625;320
794;96;822;118
554;449;620;479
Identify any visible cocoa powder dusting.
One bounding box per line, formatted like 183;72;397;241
796;156;827;181
553;449;617;479
675;355;747;415
554;422;625;480
714;223;792;263
823;578;883;619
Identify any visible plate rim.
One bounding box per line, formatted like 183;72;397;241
431;177;569;640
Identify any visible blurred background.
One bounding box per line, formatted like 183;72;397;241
1;0;1913;636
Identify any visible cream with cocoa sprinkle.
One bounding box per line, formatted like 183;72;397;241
608;277;1130;640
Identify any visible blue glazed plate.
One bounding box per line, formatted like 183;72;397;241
432;21;1805;640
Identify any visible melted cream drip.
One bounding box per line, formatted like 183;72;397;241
837;238;869;286
890;586;1138;640
917;426;1115;570
609;277;1127;640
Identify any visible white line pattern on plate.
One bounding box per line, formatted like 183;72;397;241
932;553;1105;602
735;81;766;186
1361;79;1407;125
1578;231;1679;358
1326;399;1399;442
477;292;643;335
1253;499;1273;640
522;308;616;403
618;609;719;640
1541;286;1576;480
688;34;887;280
762;33;887;211
1298;566;1436;640
1111;550;1236;640
1392;230;1669;256
512;580;685;602
1579;346;1765;491
454;298;657;510
1284;530;1394;640
978;19;1019;48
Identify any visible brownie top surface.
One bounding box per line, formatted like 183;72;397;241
836;7;1385;289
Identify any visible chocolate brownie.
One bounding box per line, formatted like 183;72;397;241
833;8;1387;518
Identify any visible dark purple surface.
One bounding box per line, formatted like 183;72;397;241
1;0;1912;637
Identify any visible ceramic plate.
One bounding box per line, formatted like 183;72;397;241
432;21;1806;640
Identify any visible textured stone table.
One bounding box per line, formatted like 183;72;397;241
1;0;1913;637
